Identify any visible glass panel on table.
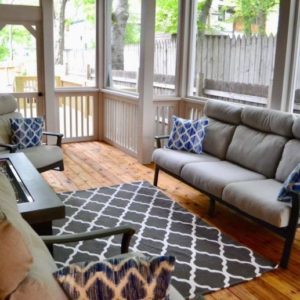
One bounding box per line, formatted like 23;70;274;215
188;0;279;108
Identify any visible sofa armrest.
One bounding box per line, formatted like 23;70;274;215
43;131;63;147
154;135;169;148
0;143;17;153
41;226;135;254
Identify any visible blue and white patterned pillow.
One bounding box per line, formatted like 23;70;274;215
10;117;44;150
167;116;208;154
278;163;300;204
53;255;175;300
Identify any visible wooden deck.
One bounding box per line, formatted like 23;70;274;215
43;141;300;300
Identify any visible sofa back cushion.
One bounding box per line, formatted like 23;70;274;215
226;126;288;178
0;112;22;145
275;139;300;182
292;117;300;139
203;100;242;159
241;106;294;137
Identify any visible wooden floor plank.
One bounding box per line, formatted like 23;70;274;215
43;141;300;300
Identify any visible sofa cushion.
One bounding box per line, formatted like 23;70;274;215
292;117;300;139
276;140;300;182
222;179;291;227
0;112;22;145
167;116;208;154
0;173;64;298
181;161;265;198
54;255;175;300
0;94;18;115
226;126;287;178
9;276;66;300
204;100;242;125
202;118;237;159
10;117;44;149
0;218;33;299
152;148;220;176
21;145;63;169
241;106;294;137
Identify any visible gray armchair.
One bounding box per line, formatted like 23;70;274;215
0;94;64;172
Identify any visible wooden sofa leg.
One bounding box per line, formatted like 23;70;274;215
59;161;64;171
208;197;216;217
153;165;159;186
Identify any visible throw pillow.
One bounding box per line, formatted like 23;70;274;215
53;255;175;300
0;217;33;299
10;117;44;150
167;116;208;154
278;163;300;203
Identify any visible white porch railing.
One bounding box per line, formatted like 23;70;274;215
103;93;181;155
103;94;139;156
13;93;39;117
56;90;98;142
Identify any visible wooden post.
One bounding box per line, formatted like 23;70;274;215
137;0;156;164
41;0;59;142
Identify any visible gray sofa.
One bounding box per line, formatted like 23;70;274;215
153;100;300;268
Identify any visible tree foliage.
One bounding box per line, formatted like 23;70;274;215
155;0;179;34
234;0;279;35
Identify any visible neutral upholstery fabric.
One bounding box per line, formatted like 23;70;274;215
9;277;63;300
0;219;33;299
21;145;64;169
152;148;220;176
292;117;300;139
241;106;294;137
226;126;287;178
0;173;66;299
0;112;22;145
276;140;300;182
181;161;265;198
0;94;18;115
204;100;242;125
222;179;291;227
202;118;237;159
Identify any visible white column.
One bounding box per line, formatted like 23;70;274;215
270;0;298;111
41;0;59;135
137;0;156;164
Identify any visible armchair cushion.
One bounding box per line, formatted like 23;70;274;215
21;144;64;170
53;254;175;300
167;116;208;154
0;218;33;299
10;117;44;149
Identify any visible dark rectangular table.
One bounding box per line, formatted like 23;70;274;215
0;153;65;236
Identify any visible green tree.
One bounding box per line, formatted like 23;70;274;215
234;0;279;35
156;0;179;34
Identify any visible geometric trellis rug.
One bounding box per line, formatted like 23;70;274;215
53;181;277;299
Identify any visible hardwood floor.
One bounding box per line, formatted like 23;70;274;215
43;141;300;300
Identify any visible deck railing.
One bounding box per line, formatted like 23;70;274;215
103;94;138;156
13;93;39;117
56;90;98;142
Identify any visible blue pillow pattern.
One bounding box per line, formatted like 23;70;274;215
278;163;300;203
53;255;175;300
167;116;208;154
10;117;44;150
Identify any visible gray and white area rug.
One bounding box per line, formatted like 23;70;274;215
53;181;276;299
